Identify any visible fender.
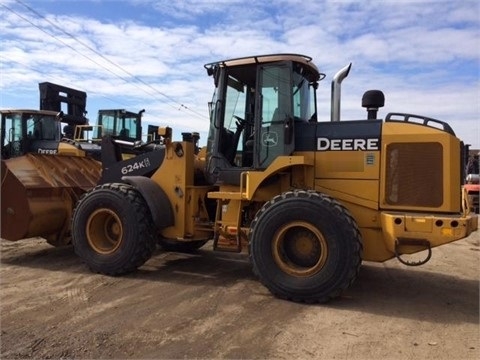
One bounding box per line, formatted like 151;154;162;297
121;175;174;229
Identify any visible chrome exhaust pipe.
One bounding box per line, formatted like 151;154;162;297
330;63;352;122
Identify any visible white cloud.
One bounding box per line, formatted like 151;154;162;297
0;0;478;147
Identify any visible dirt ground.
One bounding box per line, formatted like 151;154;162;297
1;228;479;360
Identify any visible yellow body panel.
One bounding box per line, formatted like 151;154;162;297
307;122;476;262
315;150;380;179
57;142;86;157
379;122;462;212
150;141;214;241
315;179;379;210
380;211;477;254
311;185;477;262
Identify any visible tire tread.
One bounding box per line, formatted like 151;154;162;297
249;190;363;303
72;183;156;275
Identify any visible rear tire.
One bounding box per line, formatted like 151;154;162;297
249;190;362;303
72;183;156;275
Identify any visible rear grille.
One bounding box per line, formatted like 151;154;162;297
385;142;443;207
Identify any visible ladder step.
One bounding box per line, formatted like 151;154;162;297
208;191;244;200
214;235;248;253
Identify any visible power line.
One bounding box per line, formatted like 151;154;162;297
2;1;207;120
2;4;135;87
0;56;128;109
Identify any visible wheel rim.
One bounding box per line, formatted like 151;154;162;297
86;208;123;254
272;221;328;277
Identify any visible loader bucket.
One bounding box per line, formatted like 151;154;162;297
1;154;101;246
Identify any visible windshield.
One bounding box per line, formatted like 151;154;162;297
1;111;61;158
26;114;60;140
206;75;249;162
2;112;60;143
122;113;139;139
99;113;115;137
98;110;139;140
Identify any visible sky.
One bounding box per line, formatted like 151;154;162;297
0;0;479;148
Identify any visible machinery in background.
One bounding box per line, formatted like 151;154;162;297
464;151;479;213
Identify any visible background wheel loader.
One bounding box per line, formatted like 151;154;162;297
0;82;151;246
0;83;102;246
65;54;477;303
464;152;479;214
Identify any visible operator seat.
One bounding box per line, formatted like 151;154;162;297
119;128;130;139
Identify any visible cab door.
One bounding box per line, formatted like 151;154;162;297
255;63;295;169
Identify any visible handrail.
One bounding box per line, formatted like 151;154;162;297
385;112;455;136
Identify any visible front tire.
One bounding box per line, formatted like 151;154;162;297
249;190;362;303
72;183;156;275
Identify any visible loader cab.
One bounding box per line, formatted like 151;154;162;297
1;110;63;159
96;109;144;143
204;54;323;185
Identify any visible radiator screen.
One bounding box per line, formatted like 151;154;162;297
385;142;443;207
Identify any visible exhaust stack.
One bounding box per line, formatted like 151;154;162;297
330;63;352;122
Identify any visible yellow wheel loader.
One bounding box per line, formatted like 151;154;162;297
71;54;477;302
5;54;478;302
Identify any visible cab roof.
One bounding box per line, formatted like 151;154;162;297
204;53;324;82
0;109;61;116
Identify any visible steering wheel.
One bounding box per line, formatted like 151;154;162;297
233;115;253;129
233;115;244;122
11;141;21;153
